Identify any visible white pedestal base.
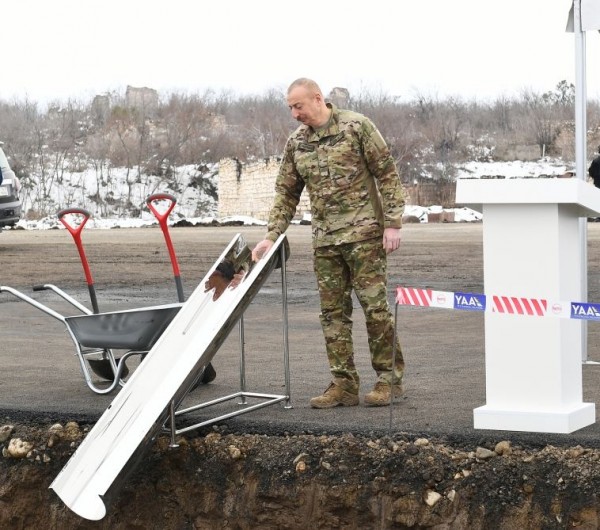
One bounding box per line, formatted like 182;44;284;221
456;178;600;434
474;403;595;434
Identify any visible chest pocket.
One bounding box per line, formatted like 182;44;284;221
294;132;365;191
326;133;364;189
294;143;320;183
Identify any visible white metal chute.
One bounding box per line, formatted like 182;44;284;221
50;233;289;520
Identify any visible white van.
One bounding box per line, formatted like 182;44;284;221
0;142;22;227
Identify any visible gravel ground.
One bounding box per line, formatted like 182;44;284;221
1;223;600;445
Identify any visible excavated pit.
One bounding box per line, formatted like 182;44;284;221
2;420;600;529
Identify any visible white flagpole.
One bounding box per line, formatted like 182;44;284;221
574;0;589;361
575;0;587;180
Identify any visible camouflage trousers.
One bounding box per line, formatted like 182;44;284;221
313;237;404;392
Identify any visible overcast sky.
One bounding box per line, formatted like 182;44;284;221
1;0;596;105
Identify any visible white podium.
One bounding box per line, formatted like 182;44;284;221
456;177;600;433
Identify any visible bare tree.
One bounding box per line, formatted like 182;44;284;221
0;80;593;217
519;88;563;157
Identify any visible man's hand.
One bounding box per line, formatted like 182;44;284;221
204;270;230;301
229;270;246;289
204;268;247;301
383;227;401;254
252;239;274;262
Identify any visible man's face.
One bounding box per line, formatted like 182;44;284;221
287;86;322;128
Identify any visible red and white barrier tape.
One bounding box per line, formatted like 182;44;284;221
396;286;598;321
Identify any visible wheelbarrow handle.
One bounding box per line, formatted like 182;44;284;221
146;193;177;224
58;208;92;238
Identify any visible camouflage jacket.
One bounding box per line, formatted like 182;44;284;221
265;104;405;248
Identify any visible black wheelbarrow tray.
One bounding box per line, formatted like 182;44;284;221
66;304;182;351
0;283;183;394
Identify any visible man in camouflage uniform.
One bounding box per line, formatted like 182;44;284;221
252;78;405;408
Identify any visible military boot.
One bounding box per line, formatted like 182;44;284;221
310;381;359;409
364;381;404;407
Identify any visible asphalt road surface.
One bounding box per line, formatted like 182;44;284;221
2;222;600;448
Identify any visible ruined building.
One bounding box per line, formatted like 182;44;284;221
218;158;310;222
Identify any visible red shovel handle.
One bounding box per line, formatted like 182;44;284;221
146;193;184;302
58;208;91;238
57;208;99;313
146;193;176;224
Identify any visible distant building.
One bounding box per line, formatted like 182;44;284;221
91;94;111;125
218;157;310;221
217;156;458;221
125;85;159;115
328;87;350;108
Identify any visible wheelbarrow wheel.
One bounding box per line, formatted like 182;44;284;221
189;362;217;391
88;358;130;381
201;362;217;384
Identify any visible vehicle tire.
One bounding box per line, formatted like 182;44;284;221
88;358;130;381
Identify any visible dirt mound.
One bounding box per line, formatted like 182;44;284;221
1;420;600;529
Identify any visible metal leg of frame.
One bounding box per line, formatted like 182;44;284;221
280;242;292;408
238;316;247;404
389;302;399;434
169;400;179;448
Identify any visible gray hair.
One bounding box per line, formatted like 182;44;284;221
287;78;323;96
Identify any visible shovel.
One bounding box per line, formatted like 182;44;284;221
146;193;216;384
58;208;99;313
57;208;129;380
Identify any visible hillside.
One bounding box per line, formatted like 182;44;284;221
0;82;595;222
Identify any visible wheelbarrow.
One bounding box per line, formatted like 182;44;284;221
0;195;214;393
0;228;276;398
0;282;183;394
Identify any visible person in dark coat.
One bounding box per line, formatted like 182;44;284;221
589;146;600;189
